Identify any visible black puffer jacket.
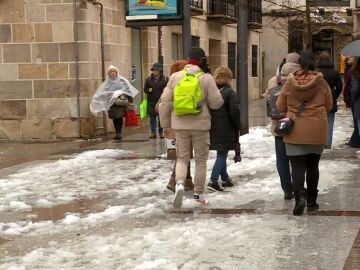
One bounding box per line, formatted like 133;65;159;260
317;60;343;112
144;74;168;115
210;87;240;151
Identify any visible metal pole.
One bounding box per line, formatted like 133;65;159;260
73;0;82;138
182;0;191;59
158;26;163;63
237;0;249;135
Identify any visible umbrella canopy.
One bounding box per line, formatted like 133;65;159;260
340;39;360;56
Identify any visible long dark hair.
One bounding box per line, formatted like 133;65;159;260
298;50;316;75
350;57;360;75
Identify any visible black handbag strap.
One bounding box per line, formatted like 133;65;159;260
295;102;306;117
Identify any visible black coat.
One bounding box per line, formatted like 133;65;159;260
210;87;240;151
350;74;360;119
317;60;343;112
144;74;169;115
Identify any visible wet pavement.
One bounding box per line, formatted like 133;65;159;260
0;99;359;269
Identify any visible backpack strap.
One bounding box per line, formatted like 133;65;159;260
181;70;204;78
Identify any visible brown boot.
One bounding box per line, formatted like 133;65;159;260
184;177;194;191
166;176;176;193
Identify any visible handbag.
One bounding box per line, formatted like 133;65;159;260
274;118;294;135
114;94;128;106
140;94;149;120
125;110;139;127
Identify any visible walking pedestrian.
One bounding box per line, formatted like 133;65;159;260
159;47;223;208
276;50;333;216
162;60;194;193
316;52;343;149
349;58;360;155
144;63;169;139
265;53;300;200
207;66;240;192
106;65;135;140
344;57;360;148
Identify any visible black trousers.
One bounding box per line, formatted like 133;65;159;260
288;154;321;194
112;118;123;134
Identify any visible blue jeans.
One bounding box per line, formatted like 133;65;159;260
275;136;292;193
210;150;229;183
150;114;162;135
327;112;335;146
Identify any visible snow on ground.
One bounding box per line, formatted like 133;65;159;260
0;107;358;269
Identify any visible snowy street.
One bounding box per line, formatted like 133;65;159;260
0;105;359;270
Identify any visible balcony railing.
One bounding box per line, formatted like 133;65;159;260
190;0;204;16
207;0;237;24
248;0;262;28
309;0;350;6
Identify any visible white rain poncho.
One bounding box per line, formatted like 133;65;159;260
90;75;139;115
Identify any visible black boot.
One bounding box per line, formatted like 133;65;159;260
306;189;319;211
293;190;306;216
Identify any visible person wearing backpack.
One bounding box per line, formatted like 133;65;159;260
265;53;300;200
159;47;223;208
144;63;169;139
276;50;333;216
316;52;343;149
207;66;240;192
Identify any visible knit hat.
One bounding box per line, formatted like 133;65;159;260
286;53;300;64
151;63;163;71
189;47;206;60
281;62;301;77
107;65;119;74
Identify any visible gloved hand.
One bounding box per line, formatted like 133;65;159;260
234;143;241;163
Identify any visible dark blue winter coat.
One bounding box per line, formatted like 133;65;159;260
317;60;343;112
350;74;360;119
210;87;240;151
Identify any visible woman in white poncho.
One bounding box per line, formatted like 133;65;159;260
90;65;139;140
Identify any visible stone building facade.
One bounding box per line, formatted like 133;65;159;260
262;0;353;86
0;0;262;140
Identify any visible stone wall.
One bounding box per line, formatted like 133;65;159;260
0;0;130;140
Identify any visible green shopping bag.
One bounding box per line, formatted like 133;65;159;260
139;94;149;120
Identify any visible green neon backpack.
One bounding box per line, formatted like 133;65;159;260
173;70;204;116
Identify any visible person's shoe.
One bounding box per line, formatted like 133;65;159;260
284;191;294;200
306;189;319;211
222;179;234;187
166;176;176;193
184;177;194;191
194;193;209;205
149;133;156;139
114;133;122;140
293;190;306;216
159;133;164;139
324;144;331;149
172;182;184;209
207;181;224;192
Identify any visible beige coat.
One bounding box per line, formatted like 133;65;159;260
276;71;333;145
159;64;223;130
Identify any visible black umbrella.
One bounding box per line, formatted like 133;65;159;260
340;39;360;56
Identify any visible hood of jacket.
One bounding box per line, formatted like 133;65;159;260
287;71;324;102
184;64;202;75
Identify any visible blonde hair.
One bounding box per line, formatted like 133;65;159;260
170;60;188;75
213;66;233;87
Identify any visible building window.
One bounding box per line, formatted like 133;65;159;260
289;20;304;53
228;42;236;78
252;45;258;77
191;35;200;48
172;34;179;60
